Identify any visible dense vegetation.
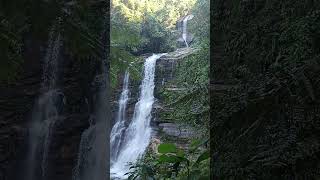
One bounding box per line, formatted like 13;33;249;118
212;0;320;179
120;0;210;179
110;0;198;86
161;0;210;134
111;0;196;53
0;0;109;84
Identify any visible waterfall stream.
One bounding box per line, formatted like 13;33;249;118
110;54;165;179
72;116;95;180
73;61;109;180
111;71;130;164
24;25;63;180
182;14;194;47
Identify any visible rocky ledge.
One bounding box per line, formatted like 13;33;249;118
160;47;198;60
150;47;198;151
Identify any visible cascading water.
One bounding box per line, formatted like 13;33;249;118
24;23;63;180
72;116;95;180
73;62;109;180
73;14;109;180
110;71;130;164
111;54;166;179
182;14;194;47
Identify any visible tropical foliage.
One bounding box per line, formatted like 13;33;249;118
127;142;209;180
211;0;320;179
160;0;210;137
0;0;109;84
126;0;210;179
110;0;199;86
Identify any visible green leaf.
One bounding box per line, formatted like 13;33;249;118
189;170;201;180
158;154;179;163
158;154;189;164
158;143;177;154
195;150;210;164
189;138;209;153
199;175;210;180
177;149;185;157
190;139;202;148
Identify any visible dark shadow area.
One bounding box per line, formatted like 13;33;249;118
211;0;320;179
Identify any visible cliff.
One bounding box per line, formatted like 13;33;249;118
151;48;199;149
0;37;101;180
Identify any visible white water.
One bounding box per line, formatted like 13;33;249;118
110;71;130;164
111;54;165;179
40;28;62;180
73;62;109;180
182;14;194;47
72;117;95;180
25;25;62;180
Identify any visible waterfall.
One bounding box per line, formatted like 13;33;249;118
72;117;95;180
182;14;194;47
72;62;109;180
24;24;63;180
72;75;109;180
72;14;109;180
111;54;166;179
110;71;130;164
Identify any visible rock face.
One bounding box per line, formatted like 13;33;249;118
0;36;102;180
154;47;198;90
42;56;101;180
151;48;197;148
148;137;161;154
157;123;194;138
0;38;42;180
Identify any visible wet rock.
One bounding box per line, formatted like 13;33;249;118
2;39;100;180
160;47;199;60
148;138;161;154
158;123;195;138
150;48;197;150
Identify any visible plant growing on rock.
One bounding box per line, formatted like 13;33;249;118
127;141;209;180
